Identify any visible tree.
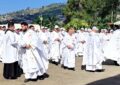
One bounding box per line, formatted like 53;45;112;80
65;18;88;29
63;0;120;29
63;0;83;23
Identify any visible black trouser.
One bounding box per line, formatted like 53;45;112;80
3;61;21;79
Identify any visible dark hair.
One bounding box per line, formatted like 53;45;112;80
8;22;14;28
115;25;120;30
29;25;34;28
2;26;6;28
66;26;76;32
21;22;28;26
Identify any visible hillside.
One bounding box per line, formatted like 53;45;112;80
0;3;65;24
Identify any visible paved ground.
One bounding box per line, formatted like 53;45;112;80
0;57;120;85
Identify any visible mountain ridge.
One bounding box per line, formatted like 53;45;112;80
0;3;65;24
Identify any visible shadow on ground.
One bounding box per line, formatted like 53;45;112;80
87;74;120;85
103;59;116;65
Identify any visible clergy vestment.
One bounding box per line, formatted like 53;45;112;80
49;31;61;63
86;32;104;71
104;29;120;65
61;33;76;68
18;29;46;79
2;29;19;79
82;32;91;66
76;32;85;56
0;30;4;61
38;31;49;71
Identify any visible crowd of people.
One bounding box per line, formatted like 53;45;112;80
0;21;119;83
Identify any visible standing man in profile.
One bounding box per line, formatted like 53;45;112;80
2;22;19;79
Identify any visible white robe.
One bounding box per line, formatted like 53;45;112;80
104;29;120;64
82;32;91;65
15;32;23;67
0;30;4;61
59;31;64;57
38;31;49;70
2;30;18;63
86;32;104;71
49;31;61;62
59;31;67;64
19;29;46;79
62;33;76;68
76;32;86;56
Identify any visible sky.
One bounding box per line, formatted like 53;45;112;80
0;0;67;14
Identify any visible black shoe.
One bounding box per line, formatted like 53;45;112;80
63;66;68;69
55;62;59;66
68;68;75;71
96;69;105;72
30;79;37;82
114;61;120;66
61;65;68;69
81;65;86;70
86;70;95;72
4;77;10;79
61;65;67;69
38;75;45;80
43;73;49;78
52;61;59;66
24;79;30;83
10;77;17;80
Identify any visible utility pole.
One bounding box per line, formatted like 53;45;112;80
111;4;113;23
39;15;43;29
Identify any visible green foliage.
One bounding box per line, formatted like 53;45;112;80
65;18;88;29
63;0;120;29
